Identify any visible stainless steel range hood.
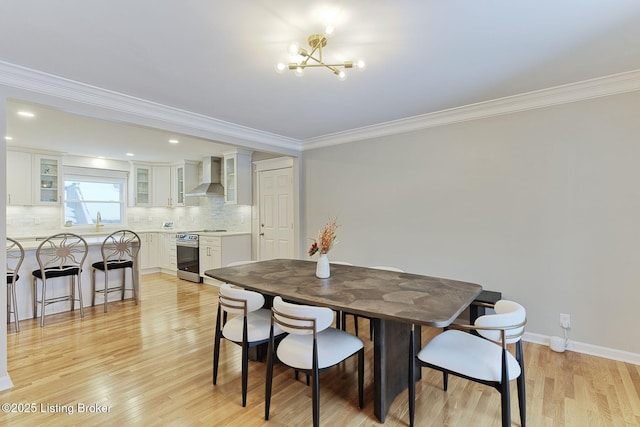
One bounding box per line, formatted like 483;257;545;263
185;157;224;197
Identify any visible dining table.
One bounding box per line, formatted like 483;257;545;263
205;258;482;423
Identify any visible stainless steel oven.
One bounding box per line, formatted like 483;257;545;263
176;233;202;283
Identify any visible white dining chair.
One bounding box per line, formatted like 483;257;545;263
213;283;284;407
265;296;364;427
408;300;527;427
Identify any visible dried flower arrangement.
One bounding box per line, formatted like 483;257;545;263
308;217;339;256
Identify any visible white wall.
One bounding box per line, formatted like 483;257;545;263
302;91;640;356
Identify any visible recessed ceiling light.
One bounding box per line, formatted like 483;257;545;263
17;111;35;118
4;136;13;140
169;139;179;144
126;152;135;157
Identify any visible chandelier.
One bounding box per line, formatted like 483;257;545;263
276;27;365;80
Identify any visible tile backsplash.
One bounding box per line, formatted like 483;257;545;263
6;196;251;237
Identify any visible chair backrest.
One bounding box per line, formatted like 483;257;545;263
6;238;25;279
474;300;526;345
370;266;404;273
101;229;141;263
272;296;334;336
35;233;88;273
219;283;265;315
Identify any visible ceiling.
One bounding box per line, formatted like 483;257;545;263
1;1;640;162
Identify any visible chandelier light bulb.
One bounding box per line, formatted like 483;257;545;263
295;66;305;77
275;62;287;73
325;25;334;36
288;43;300;55
356;59;366;70
337;70;347;81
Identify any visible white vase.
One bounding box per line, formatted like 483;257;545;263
316;253;330;279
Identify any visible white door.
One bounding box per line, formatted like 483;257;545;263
259;167;294;260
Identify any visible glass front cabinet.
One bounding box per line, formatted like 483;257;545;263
34;155;62;205
223;149;252;205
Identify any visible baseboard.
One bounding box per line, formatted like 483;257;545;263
524;332;640;365
0;374;14;391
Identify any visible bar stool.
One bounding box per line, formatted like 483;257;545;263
32;233;88;327
6;238;25;332
91;230;141;313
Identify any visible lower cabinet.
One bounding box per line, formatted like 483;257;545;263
139;232;160;270
199;234;251;283
160;233;177;272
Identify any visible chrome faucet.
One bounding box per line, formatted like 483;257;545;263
96;211;104;231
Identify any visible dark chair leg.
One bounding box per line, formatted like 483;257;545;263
500;348;511;427
354;315;359;336
265;327;275;421
312;339;320;427
241;339;248;407
213;306;222;385
516;340;526;426
443;372;448;391
369;321;373;341
409;325;416;427
358;348;364;408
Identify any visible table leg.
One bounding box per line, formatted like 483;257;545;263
373;318;421;423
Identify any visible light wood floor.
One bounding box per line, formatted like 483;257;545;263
1;273;639;426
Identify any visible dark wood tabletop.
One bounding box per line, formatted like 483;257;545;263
205;258;482;328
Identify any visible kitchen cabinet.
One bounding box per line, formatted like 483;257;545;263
160;233;177;272
139;232;160;270
223;149;252;205
199;236;222;276
152;165;172;207
6;150;32;205
171;161;199;207
130;163;152;206
34;154;62;205
131;162;199;207
199;234;251;283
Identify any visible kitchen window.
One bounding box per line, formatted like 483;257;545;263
63;167;127;226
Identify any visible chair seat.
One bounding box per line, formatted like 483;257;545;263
222;308;284;343
7;273;18;284
417;329;521;382
32;266;81;279
92;260;133;271
277;327;364;370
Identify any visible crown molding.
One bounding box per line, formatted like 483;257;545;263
0;61;303;154
2;61;639;154
303;68;640;150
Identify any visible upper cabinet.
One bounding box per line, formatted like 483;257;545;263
130;163;152;206
6;150;61;205
223;149;252;205
172;161;199;207
34;154;62;205
6;150;32;206
130;161;200;207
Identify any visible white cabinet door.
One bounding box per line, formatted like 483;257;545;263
223;150;252;205
172;161;199;207
199;237;221;277
7;150;32;205
34;154;62;205
152;165;172;207
160;233;177;271
129;164;152;206
140;232;159;270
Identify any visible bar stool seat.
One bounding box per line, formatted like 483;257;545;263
32;233;88;327
91;230;140;313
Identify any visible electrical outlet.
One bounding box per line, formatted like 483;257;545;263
560;313;571;329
